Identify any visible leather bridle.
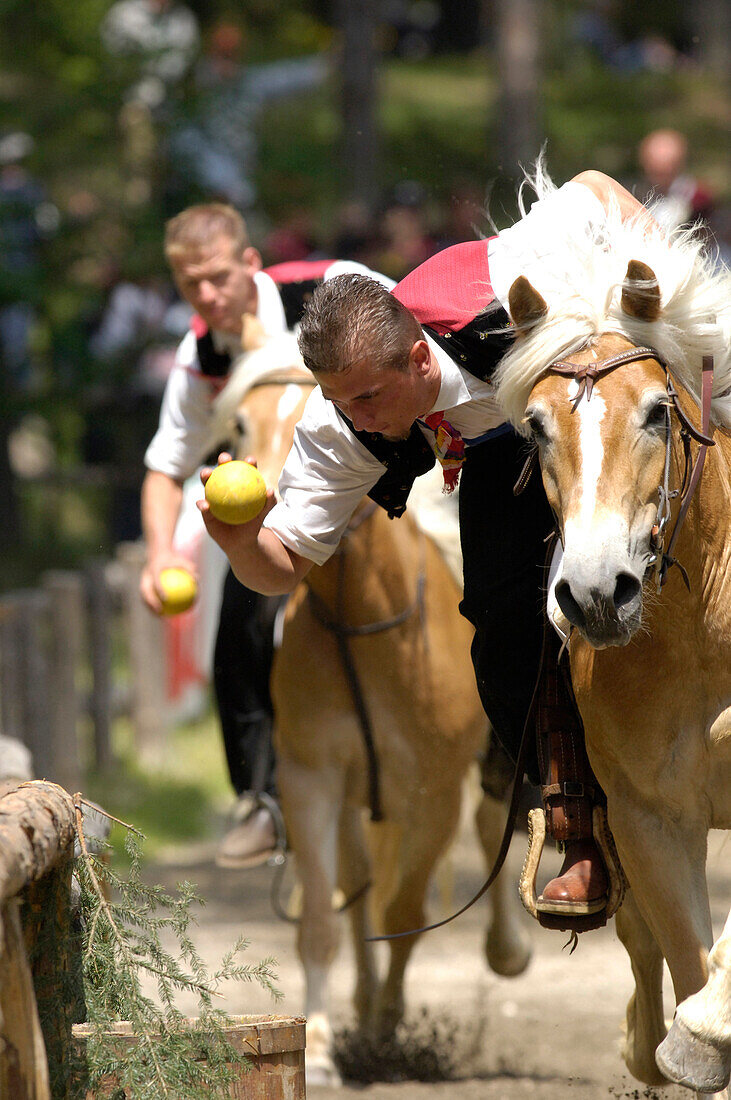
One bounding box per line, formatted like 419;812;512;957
547;345;716;590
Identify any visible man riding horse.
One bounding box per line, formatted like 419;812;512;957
198;168;658;931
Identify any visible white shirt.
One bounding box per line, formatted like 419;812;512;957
263;181;608;566
144;262;386;481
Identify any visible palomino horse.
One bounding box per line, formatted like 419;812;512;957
494;176;731;1088
211;333;532;1088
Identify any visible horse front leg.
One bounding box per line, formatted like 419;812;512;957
278;757;344;1088
474;789;532;977
374;800;460;1039
337;804;378;1031
608;797;713;1085
615;888;668;1085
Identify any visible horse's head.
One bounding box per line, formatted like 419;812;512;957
209;333;315;492
508;263;676;648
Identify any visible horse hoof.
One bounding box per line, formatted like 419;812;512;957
655;1018;731;1093
306;1057;342;1088
485;929;532;977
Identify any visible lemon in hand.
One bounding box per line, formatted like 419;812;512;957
158;567;198;616
204;460;267;525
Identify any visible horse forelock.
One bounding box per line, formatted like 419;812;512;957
495;167;731;434
207;333;307;450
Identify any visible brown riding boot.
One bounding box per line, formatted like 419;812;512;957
535;626;609;927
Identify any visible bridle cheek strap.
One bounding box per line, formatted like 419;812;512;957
548;346;716;591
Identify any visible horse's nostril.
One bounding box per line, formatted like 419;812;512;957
614;572;641;611
555;580;586;630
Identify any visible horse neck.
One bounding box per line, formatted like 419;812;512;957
306;506;421;627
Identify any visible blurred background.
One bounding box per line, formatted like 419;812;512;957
1;0;729;581
0;0;728;843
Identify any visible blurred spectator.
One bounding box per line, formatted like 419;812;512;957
262;208;323;265
331;199;381;266
434;180;487;250
169;20;328;209
636;129;715;234
369;180;437;281
84;268;190;542
0;132;58;393
571;1;685;73
100;0;200;111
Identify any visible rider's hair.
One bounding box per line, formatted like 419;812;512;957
298;274;422;375
164;203;250;261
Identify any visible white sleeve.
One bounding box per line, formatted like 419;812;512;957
487;181;608;309
261;387;386;566
143;332;216;480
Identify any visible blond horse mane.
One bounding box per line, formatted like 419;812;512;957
494;163;731;435
206;332;309;452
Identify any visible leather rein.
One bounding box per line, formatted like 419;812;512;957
547;345;715;590
306;501;427;824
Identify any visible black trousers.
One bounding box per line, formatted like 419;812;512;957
212;569;284;798
459;430;554;785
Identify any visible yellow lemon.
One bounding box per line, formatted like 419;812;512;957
204;460;267;525
158;567;198;616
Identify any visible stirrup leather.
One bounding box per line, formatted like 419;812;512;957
519;805;626;928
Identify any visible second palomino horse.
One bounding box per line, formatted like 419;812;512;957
211;332;532;1087
494;169;731;1088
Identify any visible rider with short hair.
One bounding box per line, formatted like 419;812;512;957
141;201;389;868
199;170;655;927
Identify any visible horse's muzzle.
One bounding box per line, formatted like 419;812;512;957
555;571;643;649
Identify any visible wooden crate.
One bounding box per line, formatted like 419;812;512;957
72;1014;306;1099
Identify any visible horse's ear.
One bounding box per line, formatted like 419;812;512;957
621;260;661;322
508;276;548;332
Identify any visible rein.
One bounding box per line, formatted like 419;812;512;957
549;345;716;590
306;502;427;824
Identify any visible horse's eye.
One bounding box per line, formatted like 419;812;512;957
524;410;547;442
644;402;668;431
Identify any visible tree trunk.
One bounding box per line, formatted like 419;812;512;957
689;0;730;83
334;0;381;210
494;0;543;183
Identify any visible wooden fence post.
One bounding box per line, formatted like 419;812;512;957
0;593;53;780
42;572;84;793
0;597;25;745
0;781;79;1100
116;542;169;764
84;559;114;773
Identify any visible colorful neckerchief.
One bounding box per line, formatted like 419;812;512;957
419;411;465;493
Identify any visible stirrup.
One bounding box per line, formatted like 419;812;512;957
252;791;288;865
519;806;626;933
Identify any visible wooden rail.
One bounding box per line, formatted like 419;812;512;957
0;781;79;1100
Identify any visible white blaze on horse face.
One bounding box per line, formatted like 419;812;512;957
561;379;633;580
572;378;605;530
270;383;308;456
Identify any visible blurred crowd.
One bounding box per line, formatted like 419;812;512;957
1;0;730;553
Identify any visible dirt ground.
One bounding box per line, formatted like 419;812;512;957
146;809;731;1100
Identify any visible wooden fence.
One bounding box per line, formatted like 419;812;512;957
0;782;307;1099
0;543;172;790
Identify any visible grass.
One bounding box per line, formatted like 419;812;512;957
83;704;233;862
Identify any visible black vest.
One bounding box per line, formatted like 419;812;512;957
341;299;514;518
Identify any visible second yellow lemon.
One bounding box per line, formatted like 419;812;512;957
159;567;198;615
205;460;267;525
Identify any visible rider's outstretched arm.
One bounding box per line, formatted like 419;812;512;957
572;170;658;230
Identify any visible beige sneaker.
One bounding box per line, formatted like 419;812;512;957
215;805;278;869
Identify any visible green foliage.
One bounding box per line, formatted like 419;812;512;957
73;816;281;1098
